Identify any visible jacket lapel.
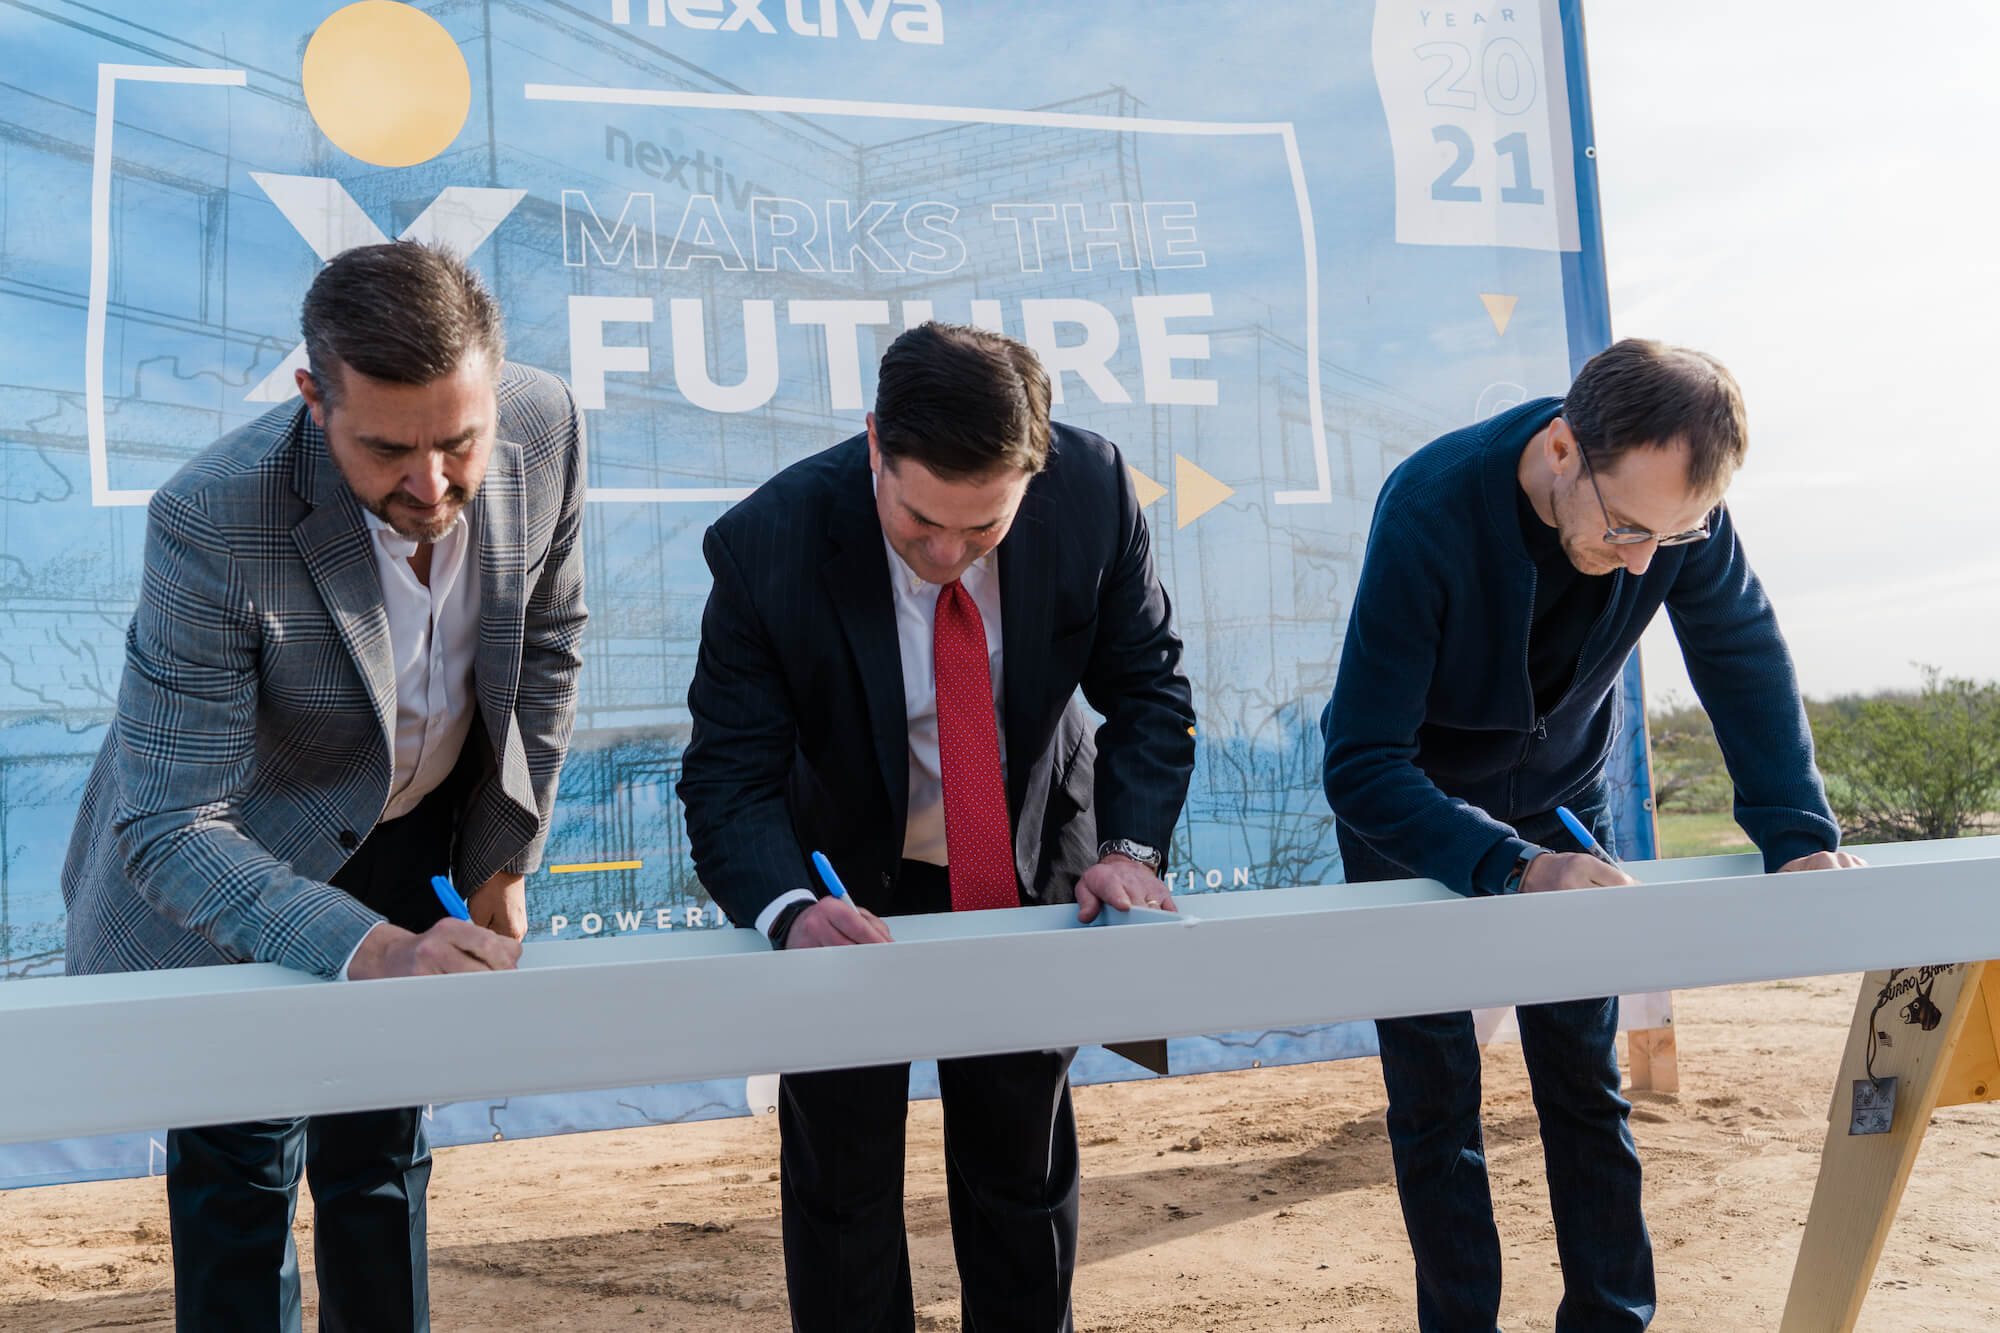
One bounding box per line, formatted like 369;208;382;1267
472;437;527;765
290;411;396;770
822;446;909;835
998;474;1058;818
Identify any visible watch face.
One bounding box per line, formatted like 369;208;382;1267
1106;839;1160;868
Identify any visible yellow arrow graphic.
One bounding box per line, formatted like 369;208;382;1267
1175;455;1235;530
1127;464;1168;509
1479;292;1519;337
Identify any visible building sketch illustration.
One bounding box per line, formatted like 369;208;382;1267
0;0;1644;1182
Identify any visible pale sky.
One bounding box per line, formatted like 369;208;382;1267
1583;2;2000;706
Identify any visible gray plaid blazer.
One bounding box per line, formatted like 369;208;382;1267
62;362;588;979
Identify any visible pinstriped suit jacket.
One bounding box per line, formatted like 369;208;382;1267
679;426;1197;931
62;362;588;980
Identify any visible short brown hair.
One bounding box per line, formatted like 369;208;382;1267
1564;338;1747;496
301;240;505;407
872;322;1051;480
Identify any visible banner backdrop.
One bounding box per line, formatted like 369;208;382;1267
0;0;1655;1185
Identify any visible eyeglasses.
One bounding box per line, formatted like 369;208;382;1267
1576;446;1712;547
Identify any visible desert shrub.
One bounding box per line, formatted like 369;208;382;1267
1814;667;2000;842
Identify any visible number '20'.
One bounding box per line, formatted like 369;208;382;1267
1414;37;1546;205
1416;38;1539;115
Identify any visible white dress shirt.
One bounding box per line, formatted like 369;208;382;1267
364;508;483;821
886;538;1006;866
338;509;482;981
753;525;1009;941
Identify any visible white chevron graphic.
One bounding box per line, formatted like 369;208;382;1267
246;173;526;402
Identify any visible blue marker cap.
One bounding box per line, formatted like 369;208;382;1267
810;851;850;902
431;874;472;922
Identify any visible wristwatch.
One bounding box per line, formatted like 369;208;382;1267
1502;845;1548;894
1099;838;1163;874
767;898;813;949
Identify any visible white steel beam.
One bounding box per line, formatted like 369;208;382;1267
4;836;1995;1146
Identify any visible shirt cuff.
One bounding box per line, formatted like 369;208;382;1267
754;888;818;942
335;921;387;982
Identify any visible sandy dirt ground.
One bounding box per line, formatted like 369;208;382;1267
6;973;1999;1330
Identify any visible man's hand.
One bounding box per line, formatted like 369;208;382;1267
346;918;522;980
467;870;528;940
1076;853;1176;924
1780;850;1868;872
784;896;895;949
1520;851;1640;894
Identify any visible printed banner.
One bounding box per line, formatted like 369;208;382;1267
0;0;1648;1185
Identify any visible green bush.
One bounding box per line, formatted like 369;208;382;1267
1813;667;2000;842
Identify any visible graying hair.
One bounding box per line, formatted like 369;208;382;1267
300;240;505;407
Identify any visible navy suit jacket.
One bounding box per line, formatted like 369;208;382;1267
678;425;1196;928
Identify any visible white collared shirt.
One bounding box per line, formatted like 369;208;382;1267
752;518;1009;941
884;538;1006;866
362;508;483;823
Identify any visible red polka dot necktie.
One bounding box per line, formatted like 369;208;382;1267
933;578;1018;912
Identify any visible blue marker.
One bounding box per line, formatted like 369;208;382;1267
1556;807;1620;868
431;874;472;922
810;851;853;907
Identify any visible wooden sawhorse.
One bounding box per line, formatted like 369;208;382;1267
1782;960;2000;1329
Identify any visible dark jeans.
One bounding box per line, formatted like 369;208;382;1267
167;781;459;1332
778;860;1080;1333
1338;802;1655;1333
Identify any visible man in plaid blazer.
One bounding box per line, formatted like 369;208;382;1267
61;242;587;1332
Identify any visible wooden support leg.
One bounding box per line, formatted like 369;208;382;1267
1779;961;1988;1333
1936;969;2000;1108
1627;1025;1679;1094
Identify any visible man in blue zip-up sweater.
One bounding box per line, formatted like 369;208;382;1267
1321;339;1861;1332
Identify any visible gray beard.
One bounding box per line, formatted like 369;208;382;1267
365;491;468;543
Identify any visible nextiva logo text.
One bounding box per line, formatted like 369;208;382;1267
610;0;943;44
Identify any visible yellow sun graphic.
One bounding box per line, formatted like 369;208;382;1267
302;2;471;168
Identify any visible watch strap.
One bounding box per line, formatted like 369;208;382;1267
1502;844;1548;894
767;898;813;949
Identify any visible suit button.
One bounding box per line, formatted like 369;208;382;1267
880;872;892;889
338;830;360;850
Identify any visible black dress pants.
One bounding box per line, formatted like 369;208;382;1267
778;860;1080;1333
166;782;459;1332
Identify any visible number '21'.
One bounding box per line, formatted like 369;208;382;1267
1430;129;1544;205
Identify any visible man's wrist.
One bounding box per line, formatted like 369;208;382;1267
1502;844;1548;894
341;920;409;981
1097;838;1163;875
1761;831;1837;875
767;900;813;949
335;922;387;982
755;888;819;948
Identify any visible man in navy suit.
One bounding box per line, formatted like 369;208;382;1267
678;322;1196;1332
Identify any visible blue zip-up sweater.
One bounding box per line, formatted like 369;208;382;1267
1320;396;1839;896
